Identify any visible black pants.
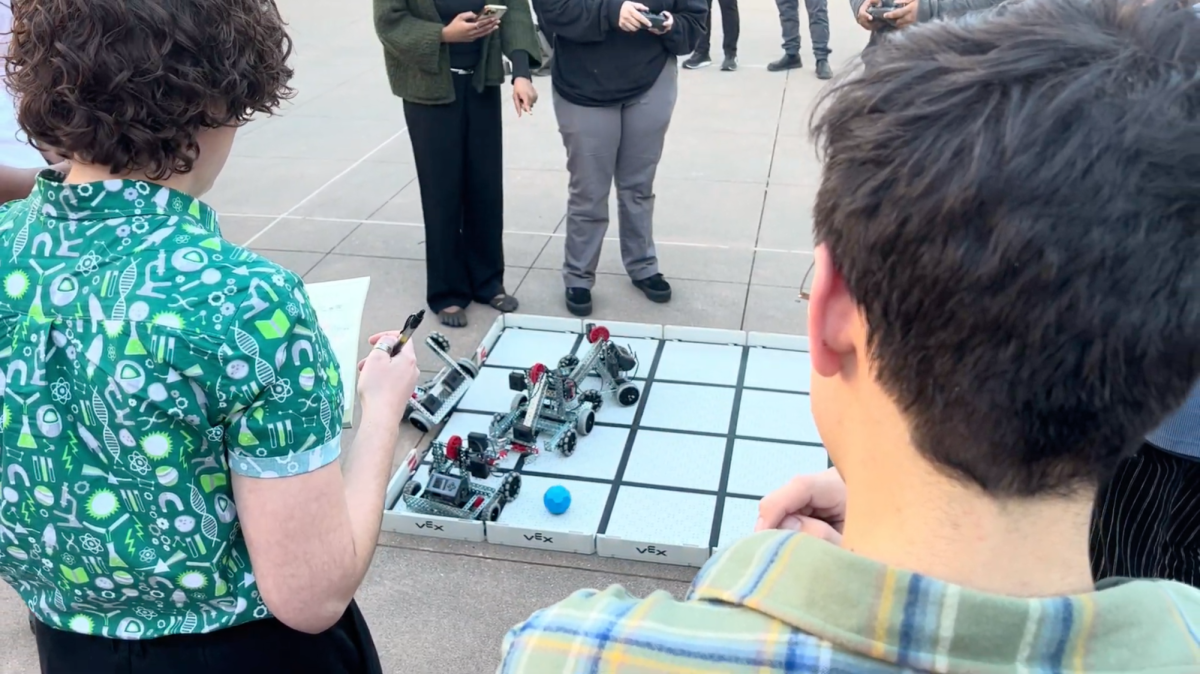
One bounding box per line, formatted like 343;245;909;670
1091;442;1200;588
403;74;506;314
34;601;382;674
695;0;739;56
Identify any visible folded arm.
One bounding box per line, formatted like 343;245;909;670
374;0;445;74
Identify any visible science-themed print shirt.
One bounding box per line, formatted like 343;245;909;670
0;173;344;639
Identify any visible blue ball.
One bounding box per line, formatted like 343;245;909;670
544;485;571;515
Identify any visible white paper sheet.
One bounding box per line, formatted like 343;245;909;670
305;277;371;428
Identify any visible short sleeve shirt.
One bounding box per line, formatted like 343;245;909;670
0;173;344;639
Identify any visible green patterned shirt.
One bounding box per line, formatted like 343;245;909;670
0;173;345;639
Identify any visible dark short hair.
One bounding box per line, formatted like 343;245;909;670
812;0;1200;496
6;0;295;180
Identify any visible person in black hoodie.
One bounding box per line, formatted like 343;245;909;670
533;0;705;317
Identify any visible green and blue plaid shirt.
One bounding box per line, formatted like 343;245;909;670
501;530;1200;672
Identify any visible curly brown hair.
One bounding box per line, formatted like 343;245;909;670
6;0;295;180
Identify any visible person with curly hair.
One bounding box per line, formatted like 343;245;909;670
0;1;421;672
374;0;541;328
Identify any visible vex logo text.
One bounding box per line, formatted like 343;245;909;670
524;533;554;544
416;521;445;531
636;546;668;556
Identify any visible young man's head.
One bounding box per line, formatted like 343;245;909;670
808;0;1200;499
6;0;295;195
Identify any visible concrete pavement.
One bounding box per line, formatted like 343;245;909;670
0;0;869;670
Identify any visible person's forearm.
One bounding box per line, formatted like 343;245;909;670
510;50;532;81
340;410;402;587
0;165;40;204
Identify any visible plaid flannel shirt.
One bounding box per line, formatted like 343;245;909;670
500;530;1200;673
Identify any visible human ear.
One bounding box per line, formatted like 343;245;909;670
807;244;858;378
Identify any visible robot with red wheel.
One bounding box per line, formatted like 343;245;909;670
487;361;598;457
557;324;641;408
398;434;520;522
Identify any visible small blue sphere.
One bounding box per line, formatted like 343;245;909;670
544;485;571;515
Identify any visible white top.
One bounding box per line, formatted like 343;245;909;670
0;3;46;168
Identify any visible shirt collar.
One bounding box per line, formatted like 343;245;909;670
689;530;1200;669
31;171;221;237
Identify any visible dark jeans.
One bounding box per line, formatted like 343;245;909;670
403;74;506;314
776;0;830;58
34;601;383;674
1091;442;1200;588
695;0;740;56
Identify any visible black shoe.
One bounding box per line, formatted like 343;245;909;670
566;288;593;316
767;53;803;72
684;52;712;69
632;274;672;303
815;59;833;80
720;54;738;71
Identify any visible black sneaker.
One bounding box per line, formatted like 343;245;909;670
721;54;738;71
684;52;712;69
566;288;592;316
767;53;803;72
632;274;672;303
815;59;833;80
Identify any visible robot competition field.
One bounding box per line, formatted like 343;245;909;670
382;315;831;567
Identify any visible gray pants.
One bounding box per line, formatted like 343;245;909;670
554;61;678;289
777;0;831;58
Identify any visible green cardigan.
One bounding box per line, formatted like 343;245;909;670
374;0;542;105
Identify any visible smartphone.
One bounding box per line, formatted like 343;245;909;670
479;4;508;20
639;11;667;30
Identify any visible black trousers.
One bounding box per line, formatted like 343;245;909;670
695;0;740;56
1091;442;1200;588
403;74;506;314
34;600;382;674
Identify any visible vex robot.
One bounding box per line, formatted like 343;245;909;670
403;331;485;433
487;325;641;458
399;434;520;522
558;325;640;407
489;362;597;457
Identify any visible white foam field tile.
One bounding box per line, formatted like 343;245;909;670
726;439;829;498
736;390;821;444
485;328;580;369
640;383;735;434
744;348;811;393
663;326;747;345
492;474;610;535
603;487;716;548
620;430;726;491
715;497;761;550
747;332;809;351
520;425;629;480
589;320;663;339
458;366;522;414
654;341;743;386
503;315;583;333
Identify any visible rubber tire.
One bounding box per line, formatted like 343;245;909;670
617;383;640;407
410;416;430;433
457;358;479;379
511;393;528;412
576;408;595;436
505;473;522;501
486;503;502;522
402;480;422;497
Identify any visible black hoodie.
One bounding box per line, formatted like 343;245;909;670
533;0;706;106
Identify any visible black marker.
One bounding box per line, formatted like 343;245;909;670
390;310;425;356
